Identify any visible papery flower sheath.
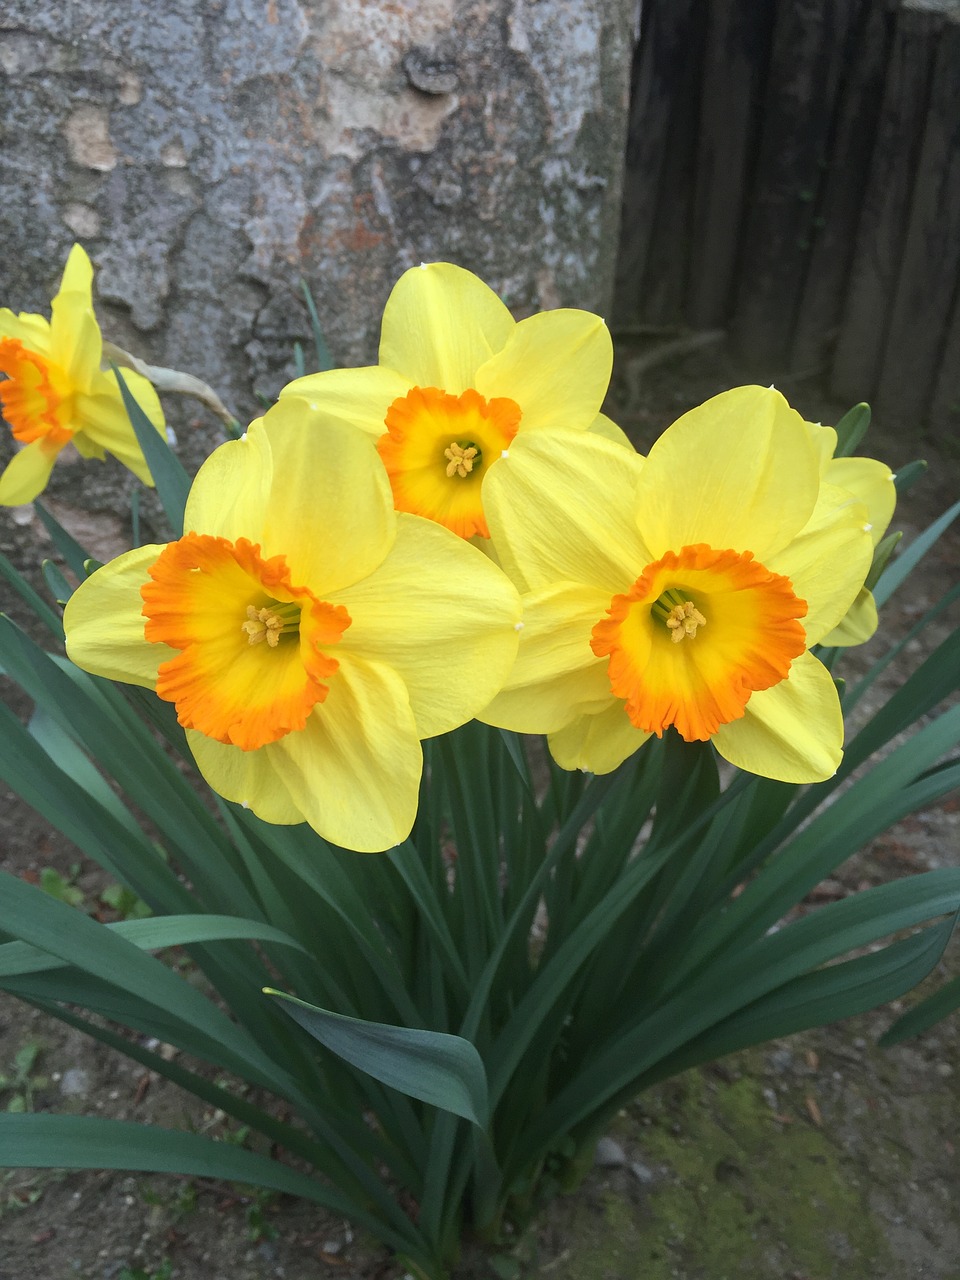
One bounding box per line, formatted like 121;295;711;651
278;262;624;541
479;386;876;783
64;401;522;852
0;244;164;505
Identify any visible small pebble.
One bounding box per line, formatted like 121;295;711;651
631;1162;656;1184
594;1136;627;1167
59;1068;91;1098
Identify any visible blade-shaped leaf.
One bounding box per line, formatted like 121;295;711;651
268;989;490;1126
879;972;960;1046
113;364;190;536
0;914;306;978
0;1114;421;1256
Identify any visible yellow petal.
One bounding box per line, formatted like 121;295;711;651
474;309;612;433
588;412;636;450
636;386;820;562
805;420;838;472
819;587;879;647
712;650;842;782
0;308;53;353
548;700;652;774
185;416;274;540
186;731;305;825
73;368;165;483
483;429;648;593
49;244;101;394
825;456;896;547
766;482;873;645
64;545;171;688
278;365;412;433
0;439;60;506
268;654;423;852
192;406;396;595
478;580;613;734
330;512;521;738
378;263;515;393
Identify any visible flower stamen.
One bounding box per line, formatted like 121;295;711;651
665;600;706;643
444;441;480;478
242;601;301;647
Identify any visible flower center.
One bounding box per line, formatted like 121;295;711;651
444;440;480;478
141;533;351;751
0;338;73;448
591;544;808;741
378;385;521;539
242;601;301;647
650;589;707;643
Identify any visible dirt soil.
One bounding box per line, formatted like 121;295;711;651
1;341;959;1280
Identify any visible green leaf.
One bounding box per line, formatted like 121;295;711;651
654;914;956;1074
873;495;960;606
864;530;902;591
879;972;960;1045
833;402;871;456
34;500;93;577
0;548;64;641
113;365;190;536
268;989;490;1127
0;914;307;978
300;280;335;372
893;459;927;493
0;1113;417;1248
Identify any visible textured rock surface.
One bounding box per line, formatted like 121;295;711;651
0;0;635;518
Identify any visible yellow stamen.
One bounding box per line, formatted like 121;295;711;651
444;441;480;478
665;600;707;643
242;603;300;647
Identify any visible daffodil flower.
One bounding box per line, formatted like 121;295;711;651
279;262;621;541
479;386;876;783
64;402;522;852
0;245;165;506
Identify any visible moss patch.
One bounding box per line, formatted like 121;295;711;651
530;1051;893;1280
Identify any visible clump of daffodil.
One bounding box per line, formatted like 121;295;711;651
479;386;876;783
802;419;896;646
64;401;522;852
0;244;165;506
278;262;626;541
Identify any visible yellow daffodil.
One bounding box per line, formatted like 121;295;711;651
480;386;876;783
803;425;896;646
279;262;620;541
0;244;164;506
64;401;522;852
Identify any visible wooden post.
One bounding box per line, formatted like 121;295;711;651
790;0;895;371
875;15;960;424
730;0;862;367
686;0;777;330
831;3;942;407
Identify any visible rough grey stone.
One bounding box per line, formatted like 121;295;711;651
0;0;634;543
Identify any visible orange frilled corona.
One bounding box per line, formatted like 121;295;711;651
591;545;808;742
377;386;521;539
141;533;351;751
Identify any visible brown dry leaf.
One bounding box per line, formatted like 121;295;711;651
804;1095;823;1127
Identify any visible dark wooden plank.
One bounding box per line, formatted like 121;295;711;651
613;9;680;328
639;0;709;325
876;16;960;425
929;276;960;433
613;0;705;328
730;0;861;366
789;0;896;371
831;4;941;406
686;0;777;329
